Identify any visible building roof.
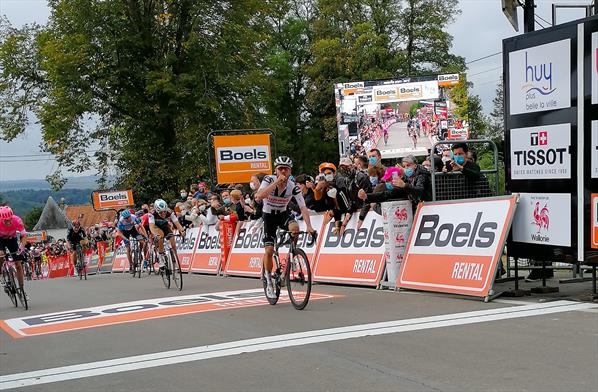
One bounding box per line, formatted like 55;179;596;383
64;205;116;228
33;196;68;230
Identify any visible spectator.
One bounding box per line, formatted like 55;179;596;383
449;143;481;180
179;189;188;202
422;159;432;171
229;189;247;221
292;174;317;211
193;182;208;200
367;148;385;183
220;190;231;209
313;162;337;212
353;155;368;172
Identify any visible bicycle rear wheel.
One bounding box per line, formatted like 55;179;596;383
170;250;183;291
136;248;142;278
17;287;28;310
7;268;18;307
286;248;312;310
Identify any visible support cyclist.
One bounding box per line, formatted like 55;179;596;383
148;199;186;271
116;209;148;273
0;206;28;297
67;219;89;274
254;156;316;299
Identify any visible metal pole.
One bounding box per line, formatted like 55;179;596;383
524;0;535;33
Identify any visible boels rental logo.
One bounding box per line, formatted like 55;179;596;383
398;196;517;297
92;190;134;210
214;133;272;184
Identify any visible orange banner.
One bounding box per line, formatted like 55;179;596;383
592;194;598;249
92;190;134;210
213;133;272;184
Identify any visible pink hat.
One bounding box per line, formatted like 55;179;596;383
381;166;403;182
198;182;207;189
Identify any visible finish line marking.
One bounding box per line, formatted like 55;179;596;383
0;289;337;338
1;300;595;390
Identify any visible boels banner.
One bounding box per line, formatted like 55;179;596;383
397;195;518;298
225;214;325;278
313;211;386;286
189;224;221;274
174;228;200;272
214;133;272;184
111;244;129;272
26;230;47;243
92;189;134;211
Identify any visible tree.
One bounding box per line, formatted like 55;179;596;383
488;76;505;141
23;207;43;231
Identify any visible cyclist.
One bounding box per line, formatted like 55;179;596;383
0;206;28;295
116;209;148;273
148;199;186;270
67;219;89;274
254;156;316;299
30;244;42;278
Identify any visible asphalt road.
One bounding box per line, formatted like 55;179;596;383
377;121;433;159
1;272;597;392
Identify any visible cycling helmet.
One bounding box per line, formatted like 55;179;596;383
274;156;293;168
0;206;13;220
154;199;168;213
120;209;131;219
318;162;337;173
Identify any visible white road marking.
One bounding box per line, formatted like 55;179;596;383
1;300;596;390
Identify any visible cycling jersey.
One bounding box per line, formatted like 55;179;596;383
148;211;178;226
117;215;141;232
67;227;87;246
0;215;26;239
259;176;306;214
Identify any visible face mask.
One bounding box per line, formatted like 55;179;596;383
180;193;187;198
249;182;257;191
223;198;231;205
245;198;251;205
324;174;334;182
368;157;377;166
385;182;393;190
369;176;379;186
405;168;414;177
199;205;206;212
327;188;337;198
454;156;465;165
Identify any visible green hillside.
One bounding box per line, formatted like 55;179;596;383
0;189;94;217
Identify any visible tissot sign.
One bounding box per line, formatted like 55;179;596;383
508;39;571;115
510;123;571;179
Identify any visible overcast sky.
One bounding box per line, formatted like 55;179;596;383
0;0;592;180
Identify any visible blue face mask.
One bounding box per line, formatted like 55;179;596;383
385;182;393;190
368;157;377;166
405;168;414;177
369;176;379;186
454;156;465;165
223;198;231;205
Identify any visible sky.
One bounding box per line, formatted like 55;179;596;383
0;0;593;181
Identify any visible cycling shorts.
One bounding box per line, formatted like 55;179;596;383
262;211;296;247
121;227;143;245
0;237;23;262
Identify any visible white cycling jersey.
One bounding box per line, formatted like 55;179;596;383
259;175;306;214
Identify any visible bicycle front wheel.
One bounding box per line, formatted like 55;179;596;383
7;268;18;307
136;248;142;278
160;254;170;289
170;250;183;291
286;248;312;310
17;287;28;310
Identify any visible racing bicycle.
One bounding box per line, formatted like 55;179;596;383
1;250;28;310
75;244;87;280
157;233;184;291
262;230;316;310
129;238;145;278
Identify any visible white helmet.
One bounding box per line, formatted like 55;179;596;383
274;156;293;168
154;199;168;213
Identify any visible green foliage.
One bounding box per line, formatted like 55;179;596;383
1;0;466;200
0;189;93;217
23;207;43;231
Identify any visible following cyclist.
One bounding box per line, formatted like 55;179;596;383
0;206;28;296
115;209;148;273
67;219;89;274
148;199;186;270
254;156;315;298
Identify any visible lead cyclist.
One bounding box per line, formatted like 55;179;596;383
254;156;315;298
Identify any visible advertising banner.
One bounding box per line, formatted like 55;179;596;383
592;121;598;179
592;32;597;105
593;194;598;249
437;73;460;87
512;193;571;247
86;251;99;275
508;39;571;115
397;196;517;297
510;123;572;180
92;189;134;211
219;221;236;272
189;224;221;274
111;245;129;272
174;228;199;272
225;214;325;278
213;133;272;184
313;211;386;286
26;230;46;243
47;255;73;278
447;128;469;140
381;201;413;286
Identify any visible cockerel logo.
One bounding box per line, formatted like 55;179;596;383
532;201;549;232
394;208;408;221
